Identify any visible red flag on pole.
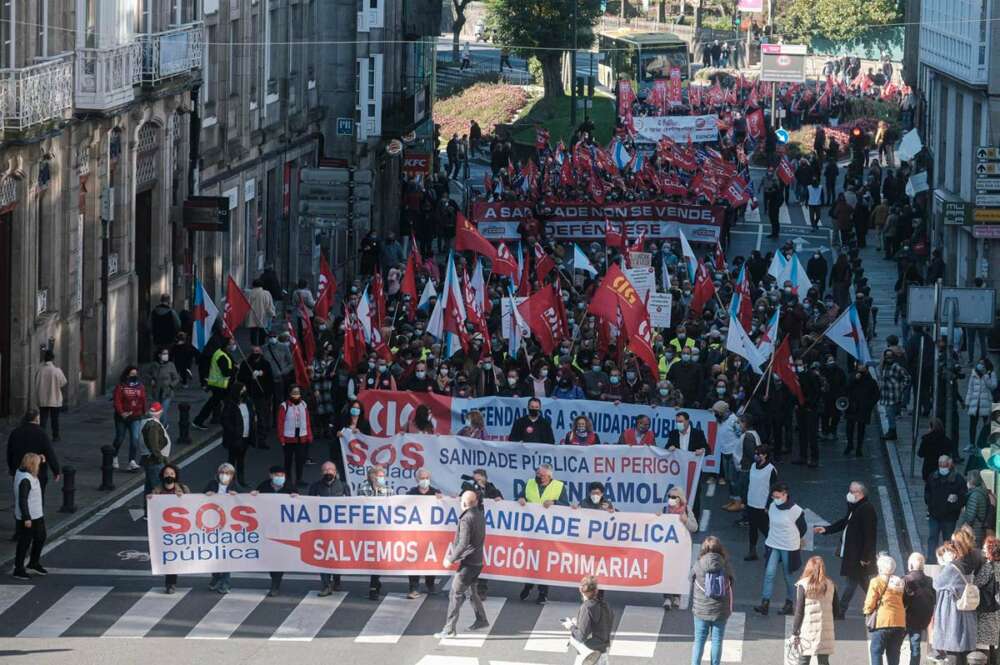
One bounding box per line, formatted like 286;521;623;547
455;212;500;261
342;307;367;372
314;255;337;320
533;243;557;282
776;156;796;186
746;108;765;140
714;243;727;271
605;217;625;250
285;319;311;388
517;284;565;355
689;260;717;317
223;276;252;334
370;272;387;330
297;303;316;363
773;336;804;404
401;251;419;321
492;241;518;277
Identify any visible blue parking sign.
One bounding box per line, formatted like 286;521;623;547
336;117;354;136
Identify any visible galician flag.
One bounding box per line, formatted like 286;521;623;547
192;279;218;351
356;284;373;343
507;286;531;358
573;244;598;275
677;228;698;282
757;305;780;359
726;314;766;372
824;303;872;363
417;278;437;311
767;251;787;280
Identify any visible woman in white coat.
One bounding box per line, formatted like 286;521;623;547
660;486;698;610
790;555;839;665
964;357;997;451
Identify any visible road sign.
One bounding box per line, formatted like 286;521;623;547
977;163;1000;175
906;285;997;327
759;44;807;83
977;147;1000;161
775;128;789;144
975;208;1000;222
336;118;354;136
975;145;1000;209
182;196;230;232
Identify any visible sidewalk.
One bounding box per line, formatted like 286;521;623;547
0;382;218;566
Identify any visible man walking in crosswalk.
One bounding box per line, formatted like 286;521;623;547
435;490;489;638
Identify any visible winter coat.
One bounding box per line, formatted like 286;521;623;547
792;579;837;656
974;561;1000;648
689;553;735;622
956;485;991;544
144;361;181;401
245;286;276;329
925;469;967;521
844;371;879;423
221;400;256;452
113;381;147;420
863;575;906;629
965;369;998;416
931;563;978;653
35;362;67;408
902;570;935;631
918;430;954;481
821;496;877;580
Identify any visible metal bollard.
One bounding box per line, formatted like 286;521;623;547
59;466;77;513
99;445;115;491
178;402;192;445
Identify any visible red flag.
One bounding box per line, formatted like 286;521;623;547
297;303;316;363
722;175;750;207
746;108;765;140
688;83;702;110
401;251;419;321
605;217;625;250
455;212;499;262
370;272;387;330
628;230;647;255
314;255;337;320
517;284;565;355
223;276;252;334
443;288;471;354
776;156;795;186
588;265;659;380
689;260;716;317
342;308;366;372
461;272;491;351
492;241;518;277
773;337;804;404
533;243;557;282
370;325;394;363
410;233;424;268
285;319;311;388
714;243;726;271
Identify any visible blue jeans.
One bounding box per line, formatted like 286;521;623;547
926;517;956;563
869;627;904;665
762;548;793;602
210;572;231;591
144;463;164;497
906;630;921;665
113;418;142;461
720;454;742;500
691;616;727;665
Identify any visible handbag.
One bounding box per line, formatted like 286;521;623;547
864;585;883;631
784;636;803;665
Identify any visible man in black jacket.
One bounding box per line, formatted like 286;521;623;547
563;575;613;660
793;360;824;468
310;461;349;596
435;490;488;638
255;466;295;596
924;454;966;562
236;346;274;449
509;398;555;444
815;481;878;618
666;412;708;516
6;409;61;499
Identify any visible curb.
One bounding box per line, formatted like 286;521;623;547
1;429;221;570
883;437;923;555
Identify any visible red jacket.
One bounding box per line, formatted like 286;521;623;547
277;400;312;444
620;428;656;445
113;382;147;419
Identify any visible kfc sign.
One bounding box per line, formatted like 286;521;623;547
402;152;432;180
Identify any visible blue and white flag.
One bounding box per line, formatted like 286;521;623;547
573;244;598;276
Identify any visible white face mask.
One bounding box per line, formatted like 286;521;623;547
418;479;431;490
218;473;232;485
939;553;955;565
590;494;602;504
846;492;859;504
667;497;680;507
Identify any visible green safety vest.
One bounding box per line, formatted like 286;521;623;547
207;348;232;389
524;479;565;504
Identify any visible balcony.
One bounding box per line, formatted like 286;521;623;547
140;22;205;84
75;42;142;111
0;52;74;135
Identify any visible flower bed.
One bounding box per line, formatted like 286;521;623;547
433;82;530;140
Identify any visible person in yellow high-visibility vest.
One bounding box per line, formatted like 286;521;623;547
193;338;235;429
516;463;568;605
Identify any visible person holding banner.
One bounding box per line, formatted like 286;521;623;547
619;415;656;445
148;463;187;594
252;466;296;597
277;385;312;489
407;469;443;599
509;398;555;444
562;576;612;665
310;461;349;596
562;416;601;446
434;490;489;638
204;462;239;594
577;482;615;513
517;464;569;604
358;465;393;600
661;486;699;610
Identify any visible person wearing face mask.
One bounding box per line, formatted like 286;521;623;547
863;553;907;665
901;553;936;665
277;385;312;489
236;345;274;449
669;349;704;409
469;357;501;397
552;371;585;399
743;441;777;561
964;357;997;453
308;461;349;596
434;490;489;638
263;330;294;419
713;402;743;511
667;411;708;515
138;402;172;513
818;355;846;441
373;358;397;391
619;414;656;445
814;482;878;619
509;398;555;444
582;358;609;401
659;487;699;610
599;367;628;403
204;462;239;593
252;466;296;596
192;337;236;431
517;464;569;603
754;482;807;616
147;464;187;593
924;455;967;562
220;383;255;488
404;361;433;392
112;365;147;471
359;465;393;599
930;540;978;662
844;362;880;457
142;349;180;424
792;360;824;468
563;416;600;446
670;326;697;354
577;482;614;513
530;361;554;398
806;251;828;298
406;469;444;598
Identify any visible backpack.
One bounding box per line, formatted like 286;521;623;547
698;570;728;600
953;565;980;611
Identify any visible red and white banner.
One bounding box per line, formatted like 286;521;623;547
148;494;693;594
632;115;720;144
357;390;722;473
402;152;432;180
472;200;722;243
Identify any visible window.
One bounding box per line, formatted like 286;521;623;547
84;0;97;48
228;19;240;95
36;0;47;58
203;23;217;112
1;0;13;69
36;193;50;311
355;55;382;139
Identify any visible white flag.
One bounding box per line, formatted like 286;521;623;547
356;285;373;343
726;314;765;371
573;244;598;276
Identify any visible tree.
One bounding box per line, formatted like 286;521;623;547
452;0;476;63
780;0;900;44
486;0;603;99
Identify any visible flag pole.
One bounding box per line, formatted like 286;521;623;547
739;349;777;415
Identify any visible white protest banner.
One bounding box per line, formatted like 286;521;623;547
357;390;722;474
338;430;705;510
147;494;693;594
628;251;652;267
896;128;923;162
647;292;673;328
632;115;720;144
623;265;656;302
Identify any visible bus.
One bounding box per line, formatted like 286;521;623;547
596;30;691;94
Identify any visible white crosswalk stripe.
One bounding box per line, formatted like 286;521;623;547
609;605;664;658
19;586;112;638
103;587;191;638
270;590;345;641
779;205;792;225
186;589;267;640
0;585;32;616
439;597;506;647
523;600;577;652
701;612;745;662
356;592;426;644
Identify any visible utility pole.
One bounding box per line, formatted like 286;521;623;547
571;0;578;128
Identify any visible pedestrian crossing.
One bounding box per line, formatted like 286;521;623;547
0;581;874;661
